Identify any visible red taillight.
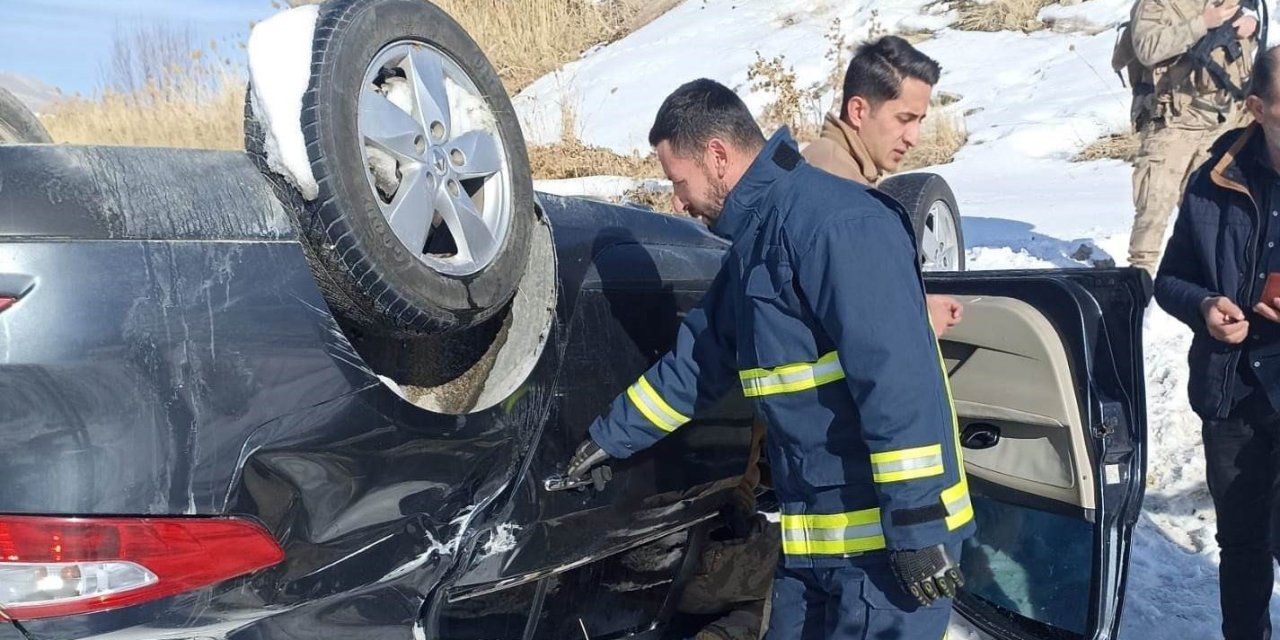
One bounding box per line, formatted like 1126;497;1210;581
0;297;14;313
0;517;284;621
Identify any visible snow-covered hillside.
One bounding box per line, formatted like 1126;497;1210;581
514;0;1280;636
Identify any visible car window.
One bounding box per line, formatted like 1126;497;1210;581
960;493;1094;636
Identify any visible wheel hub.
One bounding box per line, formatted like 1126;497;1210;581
357;41;511;277
921;199;961;272
431;148;449;176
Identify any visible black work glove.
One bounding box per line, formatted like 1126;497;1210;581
889;544;965;606
566;438;610;480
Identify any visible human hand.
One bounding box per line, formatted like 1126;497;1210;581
1202;296;1250;343
1234;14;1258;39
1252;296;1280;324
1204;0;1241;30
927;294;964;337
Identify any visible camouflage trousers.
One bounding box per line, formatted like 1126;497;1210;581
679;421;777;640
1129;123;1234;276
678;514;780;640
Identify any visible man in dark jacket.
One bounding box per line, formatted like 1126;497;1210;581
564;78;972;640
1155;44;1280;640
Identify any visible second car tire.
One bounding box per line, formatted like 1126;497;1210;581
878;172;965;272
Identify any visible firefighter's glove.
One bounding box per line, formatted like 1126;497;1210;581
890;544;965;606
566;438;610;480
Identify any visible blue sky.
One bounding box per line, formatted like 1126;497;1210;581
0;0;278;95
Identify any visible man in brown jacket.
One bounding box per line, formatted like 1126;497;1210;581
803;35;964;336
1121;0;1259;275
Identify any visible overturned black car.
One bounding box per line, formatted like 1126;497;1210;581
0;1;1147;639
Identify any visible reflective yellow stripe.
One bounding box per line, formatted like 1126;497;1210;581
781;509;880;529
625;375;689;433
934;340;974;531
870;444;945;483
779;508;886;556
782;536;888;556
739;351;845;397
942;478;974;531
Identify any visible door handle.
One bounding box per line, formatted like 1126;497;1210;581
543;466;612;493
961;423;1001;450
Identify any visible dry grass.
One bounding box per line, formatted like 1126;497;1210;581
284;0;676;92
39;25;244;149
528;101;663;180
953;0;1056;33
43;0;675;149
899;28;938;44
41;82;244;149
1074;131;1140;163
529;139;663;180
899;114;969;171
621;186;676;213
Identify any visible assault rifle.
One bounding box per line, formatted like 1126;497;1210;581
1186;0;1269;100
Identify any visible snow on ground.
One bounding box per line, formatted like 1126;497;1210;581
534;175;670;202
1040;0;1134;33
515;0;954;151
516;0;1280;636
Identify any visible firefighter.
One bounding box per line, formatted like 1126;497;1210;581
564;78;973;640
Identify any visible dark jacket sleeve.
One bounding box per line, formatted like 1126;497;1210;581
795;210;968;551
1154;182;1214;331
589;266;740;459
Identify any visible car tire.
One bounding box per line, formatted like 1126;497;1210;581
248;0;534;336
878;173;965;272
0;88;52;144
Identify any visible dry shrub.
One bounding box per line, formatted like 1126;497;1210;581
748;53;823;141
953;0;1055;33
899;114;968;171
1075;131;1140;163
748;20;849;142
39;25;243;149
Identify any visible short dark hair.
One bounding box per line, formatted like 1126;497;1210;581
648;78;766;157
1250;45;1280;103
841;35;941;118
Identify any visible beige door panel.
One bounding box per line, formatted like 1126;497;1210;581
941;295;1095;510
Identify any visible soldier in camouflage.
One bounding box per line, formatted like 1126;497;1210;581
1117;0;1259;275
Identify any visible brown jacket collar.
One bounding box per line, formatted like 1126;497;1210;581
1211;123;1260;200
802;112;881;186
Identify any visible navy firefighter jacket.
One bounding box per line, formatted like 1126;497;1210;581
588;129;975;567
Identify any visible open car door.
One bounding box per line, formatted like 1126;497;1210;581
924;269;1148;640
